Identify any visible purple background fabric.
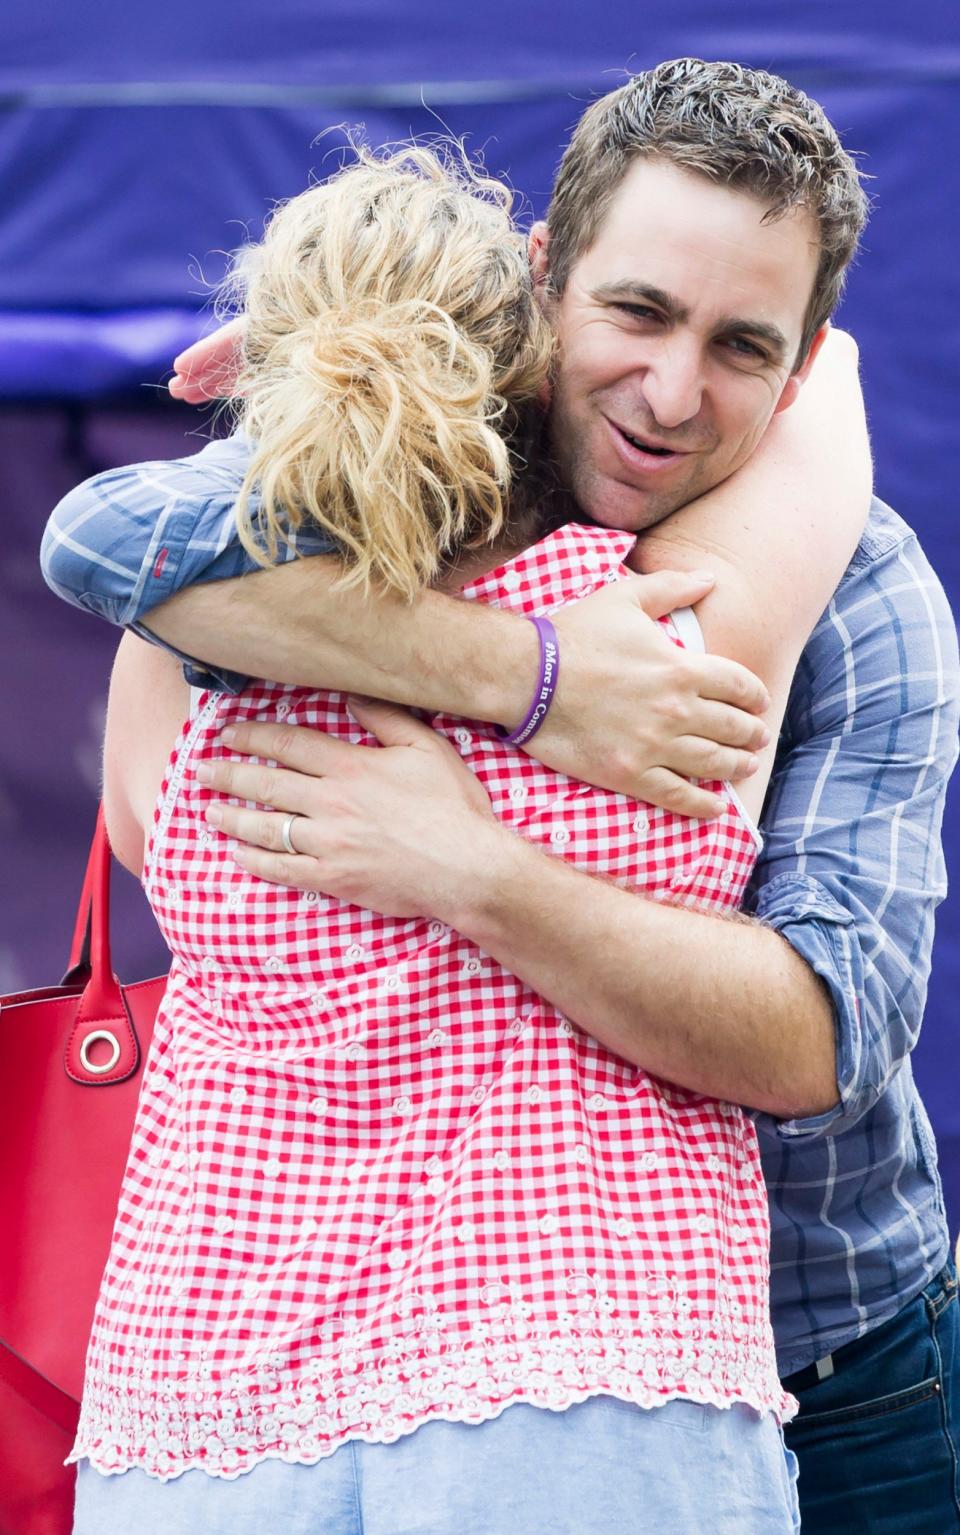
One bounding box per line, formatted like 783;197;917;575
2;3;958;1225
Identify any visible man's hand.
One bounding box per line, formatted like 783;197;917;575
539;570;771;816
196;699;501;917
169;317;246;403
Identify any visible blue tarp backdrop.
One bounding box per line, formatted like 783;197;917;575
2;3;958;1216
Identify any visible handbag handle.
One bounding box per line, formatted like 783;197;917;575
61;805;143;1087
61;804;105;984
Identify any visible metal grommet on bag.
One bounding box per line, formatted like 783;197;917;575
79;1029;121;1075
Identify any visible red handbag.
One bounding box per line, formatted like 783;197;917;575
0;807;167;1535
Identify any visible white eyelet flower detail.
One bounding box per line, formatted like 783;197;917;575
614;1216;632;1238
525;1085;543;1106
587;1093;607;1113
345;944;366;963
481;1281;508;1305
557;1017;574;1037
731;1224;749;1244
492;1150;510;1172
311;990;327;1006
275;700;291;720
226;892;243;913
719;870;734;887
199;829;212;847
345;1161;365;1183
460;958;482;978
301;890;319;905
386;1249;405;1271
309;1096;328;1117
641;1151;659;1171
264;955;284;973
632;812;650;836
392;1096;411;1116
501;568;522;591
167;885;182;906
261;1158;282;1178
695;1214;712;1234
573;1144;590;1165
708;1154;723;1174
509;1017;526;1035
509;784;528;803
469;1085;487;1106
382;972;402;992
427;1029;448;1048
425;1155;443;1176
550;826;571;847
212;1215;234;1236
241;1280;260;1301
147;1073;168;1092
538;1213;560;1237
427;920;448;939
343;1042;367;1062
454;728;472;748
228;1084;247;1104
427;1176;444;1197
455;1221;477;1243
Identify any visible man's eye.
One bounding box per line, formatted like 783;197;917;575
723;336;766;360
613;303;660;322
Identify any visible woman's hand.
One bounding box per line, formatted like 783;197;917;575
196;698;504;918
169;317;246;402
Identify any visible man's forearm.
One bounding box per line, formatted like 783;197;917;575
443;821;839;1119
147;558;536;725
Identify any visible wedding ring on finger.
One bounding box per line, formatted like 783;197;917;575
280;813;304;856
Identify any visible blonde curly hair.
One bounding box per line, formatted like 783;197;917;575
225;145;554;600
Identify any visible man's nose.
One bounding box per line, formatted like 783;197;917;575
641;339;705;430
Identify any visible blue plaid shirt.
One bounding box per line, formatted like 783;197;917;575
41;434;960;1376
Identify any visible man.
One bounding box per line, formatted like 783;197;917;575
43;60;960;1531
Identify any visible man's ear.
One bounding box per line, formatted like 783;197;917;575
773;323;830;416
528;221;551;299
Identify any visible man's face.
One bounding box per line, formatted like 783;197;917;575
541;158;823;530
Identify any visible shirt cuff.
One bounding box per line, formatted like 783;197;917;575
747;871;864;1140
130;622;249;695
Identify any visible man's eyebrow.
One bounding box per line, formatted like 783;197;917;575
591;281;689;320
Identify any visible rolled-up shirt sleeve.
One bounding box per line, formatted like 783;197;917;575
745;516;960;1140
40;432;340;690
41;435;257;624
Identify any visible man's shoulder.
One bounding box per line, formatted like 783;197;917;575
837;496;917;587
825;495;951;626
792;494;959;715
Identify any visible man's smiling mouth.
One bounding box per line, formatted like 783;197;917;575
608;420;691;461
620;431;675;456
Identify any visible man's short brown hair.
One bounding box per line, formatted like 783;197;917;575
546;58;870;363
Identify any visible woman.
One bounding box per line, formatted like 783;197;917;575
72;145;869;1532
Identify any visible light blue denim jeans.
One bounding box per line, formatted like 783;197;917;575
73;1396;800;1534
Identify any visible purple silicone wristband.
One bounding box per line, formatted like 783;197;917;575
497;616;560;747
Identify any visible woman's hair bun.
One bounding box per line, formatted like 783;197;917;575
224;144;554;600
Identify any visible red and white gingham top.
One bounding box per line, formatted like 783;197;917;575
71;523;793;1482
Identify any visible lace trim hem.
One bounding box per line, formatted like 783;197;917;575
68;1338;796;1482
